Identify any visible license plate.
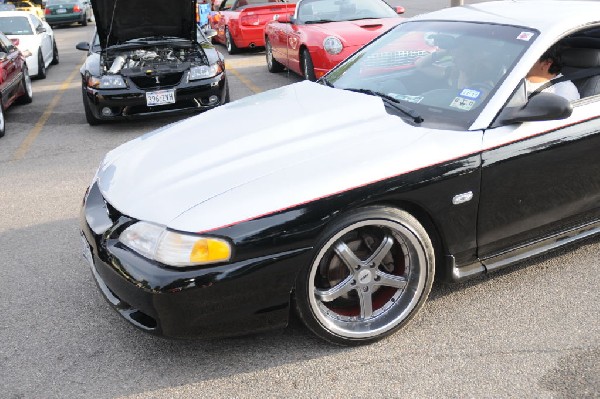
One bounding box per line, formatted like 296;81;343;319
80;232;94;269
56;8;67;13
146;89;175;106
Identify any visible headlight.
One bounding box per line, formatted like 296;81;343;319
119;221;232;267
87;75;127;89
323;36;343;55
189;64;221;81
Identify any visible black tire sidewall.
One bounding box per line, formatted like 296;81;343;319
37;49;46;79
301;49;316;81
82;86;101;125
225;28;238;54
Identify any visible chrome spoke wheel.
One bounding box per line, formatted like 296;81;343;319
296;207;435;345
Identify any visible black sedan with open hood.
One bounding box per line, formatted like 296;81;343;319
76;0;229;125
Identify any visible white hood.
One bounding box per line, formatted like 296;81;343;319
97;81;483;233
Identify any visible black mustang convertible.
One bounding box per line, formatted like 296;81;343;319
80;1;600;345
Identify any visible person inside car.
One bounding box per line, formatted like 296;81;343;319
525;45;580;101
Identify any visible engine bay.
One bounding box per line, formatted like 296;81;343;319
102;44;209;77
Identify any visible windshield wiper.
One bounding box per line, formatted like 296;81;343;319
320;77;334;87
344;88;423;123
305;19;335;24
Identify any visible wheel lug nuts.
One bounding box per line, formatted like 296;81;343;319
351;280;356;285
362;287;368;292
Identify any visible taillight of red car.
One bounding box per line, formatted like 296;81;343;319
240;14;259;26
73;4;81;12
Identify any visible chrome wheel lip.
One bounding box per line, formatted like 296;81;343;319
308;219;428;339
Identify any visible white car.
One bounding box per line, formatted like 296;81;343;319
0;11;58;78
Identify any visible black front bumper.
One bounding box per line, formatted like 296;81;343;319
82;72;229;122
80;182;311;339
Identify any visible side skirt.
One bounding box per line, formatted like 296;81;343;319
450;219;600;281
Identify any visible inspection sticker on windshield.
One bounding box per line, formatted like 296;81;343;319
450;97;475;111
389;93;424;103
517;32;534;41
460;89;481;99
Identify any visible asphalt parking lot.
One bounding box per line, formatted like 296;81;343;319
1;1;599;398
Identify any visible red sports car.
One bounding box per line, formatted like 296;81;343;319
210;0;297;54
0;31;33;138
264;0;404;80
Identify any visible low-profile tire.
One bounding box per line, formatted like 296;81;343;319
295;206;435;346
301;48;316;81
224;84;230;104
36;49;46;79
0;98;5;138
16;68;33;104
51;39;59;65
225;27;239;55
82;87;102;126
265;37;284;73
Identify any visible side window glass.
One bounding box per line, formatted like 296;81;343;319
506;79;527;108
31;15;42;30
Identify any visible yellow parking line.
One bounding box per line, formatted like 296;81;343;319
226;62;263;94
12;64;82;161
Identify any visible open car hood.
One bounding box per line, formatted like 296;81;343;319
91;0;197;48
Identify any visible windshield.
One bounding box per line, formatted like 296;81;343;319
296;0;397;24
0;16;32;35
325;21;538;129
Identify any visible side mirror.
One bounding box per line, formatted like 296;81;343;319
36;26;46;34
395;6;404;14
277;14;291;23
76;41;90;51
496;92;573;125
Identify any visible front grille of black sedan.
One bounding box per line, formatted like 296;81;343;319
130;72;184;89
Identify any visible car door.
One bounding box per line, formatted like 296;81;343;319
270;18;293;68
0;39;13;103
0;33;20;104
476;91;600;266
30;15;51;64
